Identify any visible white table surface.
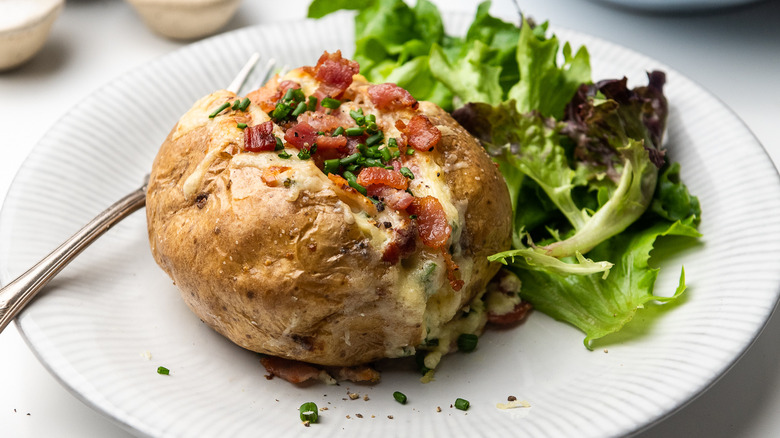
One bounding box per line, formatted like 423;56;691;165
1;0;779;436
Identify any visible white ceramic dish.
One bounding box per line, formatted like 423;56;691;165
0;0;63;70
125;0;240;40
2;12;779;438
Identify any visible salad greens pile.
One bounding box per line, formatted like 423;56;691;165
308;0;701;347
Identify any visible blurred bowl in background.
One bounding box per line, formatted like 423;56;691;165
126;0;241;40
590;0;764;13
0;0;64;71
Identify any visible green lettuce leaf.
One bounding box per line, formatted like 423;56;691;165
429;40;503;105
511;217;701;347
508;16;591;119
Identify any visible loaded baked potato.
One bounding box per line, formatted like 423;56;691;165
146;51;514;379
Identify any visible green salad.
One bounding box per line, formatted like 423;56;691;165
309;0;702;347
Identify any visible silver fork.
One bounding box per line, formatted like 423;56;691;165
0;54;276;334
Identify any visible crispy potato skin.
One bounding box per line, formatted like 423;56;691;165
146;81;512;367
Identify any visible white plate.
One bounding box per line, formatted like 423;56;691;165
2;12;779;438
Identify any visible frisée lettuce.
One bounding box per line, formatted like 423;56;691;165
309;0;702;347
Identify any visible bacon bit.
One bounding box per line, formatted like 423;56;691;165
284;122;318;150
260;356;321;384
315;135;348;150
305;50;360;99
247;80;301;113
285;121;348;151
367;185;413;211
261;166;291;187
297;112;345;133
244;121;277;152
381;223;417;264
367;83;418;111
488;301;533;326
395;120;406;131
441;249;464;291
405;115;441;151
356;167;409;190
407;196;451;248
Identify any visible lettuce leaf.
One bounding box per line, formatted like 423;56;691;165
511;217;701;347
310;0;702;347
508;17;591;119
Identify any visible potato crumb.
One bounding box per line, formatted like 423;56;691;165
603;348;609;353
356;414;363;418
346;415;352;419
387;415;394;420
140;351;152;360
348;392;359;400
363;394;370;401
302;421;311;427
436;406;442;413
319;407;328;411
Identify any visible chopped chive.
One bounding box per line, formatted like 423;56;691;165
231;100;240;110
365;146;382;159
392;149;401;158
400;167;414;179
323;159;340;174
278;151;292;159
297;145;316;160
299;402;319;423
339;153;360;166
349;181;367;195
349;109;365;125
274;137;284;151
271;102;292;120
157;366;170;375
364;158;384;167
406;148;415;155
454;398;470;411
238;97;251;111
237;123;247;129
320;97;341;109
343;171;367;195
332;126;345;137
365;132;384;146
345;127;364;136
380;147;392;163
289;88;305;103
365;122;379;134
388;138;398;148
367;114;376;123
342;170;357;182
393;391;407;405
345;164;360;173
357;143;368;156
282;88;297;102
292;101;307;117
457;333;478;352
307;95;318;112
208;102;231;118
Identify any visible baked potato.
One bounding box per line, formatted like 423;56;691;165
146;51;513;371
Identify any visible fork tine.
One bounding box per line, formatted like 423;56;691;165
227;52;261;93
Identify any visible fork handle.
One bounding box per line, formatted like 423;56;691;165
0;185;147;334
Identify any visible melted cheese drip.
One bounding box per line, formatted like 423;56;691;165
179;90;273;200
